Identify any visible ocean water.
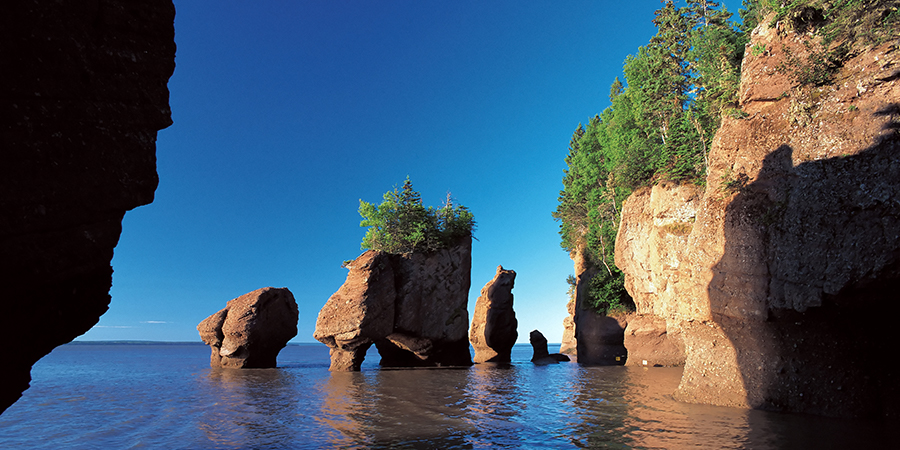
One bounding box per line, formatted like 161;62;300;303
0;343;890;449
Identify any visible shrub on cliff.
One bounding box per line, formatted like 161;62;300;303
359;178;475;254
751;0;900;86
554;0;745;314
587;269;631;315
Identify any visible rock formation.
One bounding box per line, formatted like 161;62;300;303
314;238;472;370
614;15;900;418
469;265;518;363
564;249;629;365
622;314;685;367
0;1;175;413
615;182;697;368
529;330;570;364
198;287;299;368
558;297;577;356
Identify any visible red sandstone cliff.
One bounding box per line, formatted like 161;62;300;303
0;1;175;413
615;15;899;418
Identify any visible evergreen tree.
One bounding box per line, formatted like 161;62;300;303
360;178;474;254
554;0;748;314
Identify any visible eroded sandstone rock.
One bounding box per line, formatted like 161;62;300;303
566;248;629;365
469;265;518;363
622;314;684;367
614;15;900;418
198;287;299;368
0;0;175;412
314;238;472;370
529;330;570;364
559;296;577;356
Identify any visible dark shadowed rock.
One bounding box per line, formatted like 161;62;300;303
0;0;175;413
470;265;518;363
565;248;629;366
314;238;472;370
198;287;299;368
529;330;570;365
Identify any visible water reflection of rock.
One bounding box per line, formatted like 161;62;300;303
318;372;372;448
318;369;475;447
620;367;756;448
567;366;629;447
198;369;296;448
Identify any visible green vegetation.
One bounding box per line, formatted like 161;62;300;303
724;107;750;119
776;40;849;86
753;0;900;85
586;268;631;315
359;178;475;254
554;0;747;314
751;42;767;56
554;0;899;314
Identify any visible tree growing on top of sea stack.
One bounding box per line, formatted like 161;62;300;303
358;177;475;254
314;178;476;371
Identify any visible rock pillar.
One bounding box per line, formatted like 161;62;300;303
315;238;473;370
198;287;299;368
469;265;518;363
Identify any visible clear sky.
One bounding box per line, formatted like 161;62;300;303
81;1;736;344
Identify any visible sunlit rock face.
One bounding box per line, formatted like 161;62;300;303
559;297;577;356
622;314;685;368
198;287;299;368
0;0;175;413
615;16;900;418
314;238;473;371
469;265;518;363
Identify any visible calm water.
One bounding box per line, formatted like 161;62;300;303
0;343;889;449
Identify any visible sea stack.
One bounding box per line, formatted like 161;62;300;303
529;330;570;364
469;265;518;363
314;238;473;370
198;287;299;368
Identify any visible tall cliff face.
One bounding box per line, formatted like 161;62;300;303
616;18;899;418
0;1;175;413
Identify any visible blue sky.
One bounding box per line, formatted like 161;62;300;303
82;1;737;343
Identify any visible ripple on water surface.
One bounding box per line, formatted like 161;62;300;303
0;343;891;449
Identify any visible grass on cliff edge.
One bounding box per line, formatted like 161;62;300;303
745;0;900;86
